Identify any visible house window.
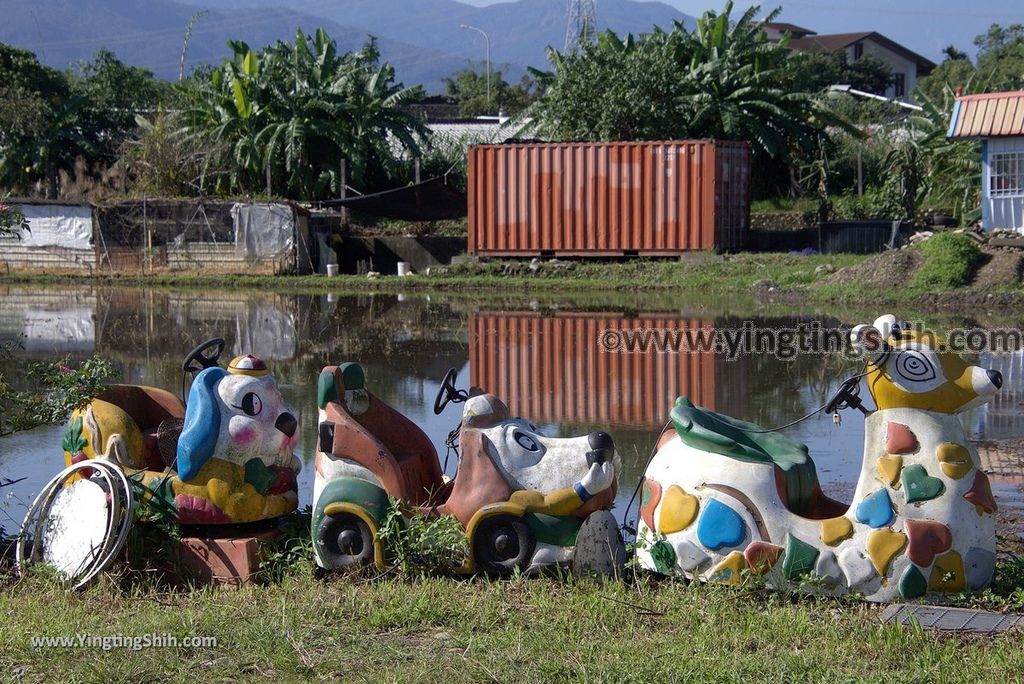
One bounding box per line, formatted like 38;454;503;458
853;42;864;59
990;152;1024;198
894;73;906;98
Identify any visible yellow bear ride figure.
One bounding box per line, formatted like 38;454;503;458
62;351;301;525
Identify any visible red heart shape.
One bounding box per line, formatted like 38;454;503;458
267;465;298;496
964;471;998;514
905;519;952;567
744;541;784;575
639;478;663;530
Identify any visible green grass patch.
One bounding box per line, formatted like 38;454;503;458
2;566;1024;682
750;198;819;213
912;232;984;290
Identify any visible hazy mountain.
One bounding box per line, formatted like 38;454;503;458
200;0;695;69
2;0;693;89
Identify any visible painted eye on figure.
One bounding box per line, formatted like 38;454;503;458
514;431;539;452
894;351;936;383
236;392;263;416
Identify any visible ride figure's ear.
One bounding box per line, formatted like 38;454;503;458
850;323;886;364
177;367;227;481
461;394;510;428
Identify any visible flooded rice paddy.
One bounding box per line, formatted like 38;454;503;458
2;284;1023;540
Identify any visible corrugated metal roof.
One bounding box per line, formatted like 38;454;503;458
949;92;1024;139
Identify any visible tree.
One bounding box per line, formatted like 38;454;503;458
528;27;694;141
528;2;845;164
68;50;172;166
916;46;975;105
676;2;842;160
0;44;171;198
974;23;1024;90
442;66;536;117
792;51;893;96
177;31;427;199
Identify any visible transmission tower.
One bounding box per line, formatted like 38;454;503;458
564;0;597;53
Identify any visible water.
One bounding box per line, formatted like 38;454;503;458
2;284;1022;534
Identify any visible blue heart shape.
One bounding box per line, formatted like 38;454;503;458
855;488;894;529
696;499;746;551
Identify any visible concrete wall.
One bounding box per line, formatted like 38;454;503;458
0;238;97;272
166;243;289;274
335;236;465;274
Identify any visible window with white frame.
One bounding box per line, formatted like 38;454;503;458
990;152;1024;198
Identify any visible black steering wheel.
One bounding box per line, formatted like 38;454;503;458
434;367;469;415
180;337;225;406
182;337;226;374
825;375;869;416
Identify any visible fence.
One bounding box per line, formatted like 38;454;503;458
1;199;314;275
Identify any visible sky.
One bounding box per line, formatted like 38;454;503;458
460;0;1020;62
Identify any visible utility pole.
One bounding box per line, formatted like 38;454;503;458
460;24;491;109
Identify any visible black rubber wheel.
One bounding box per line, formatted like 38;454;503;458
472;514;535;576
317;512;375;570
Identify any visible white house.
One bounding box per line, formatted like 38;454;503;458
948;91;1024;233
764;23;935;103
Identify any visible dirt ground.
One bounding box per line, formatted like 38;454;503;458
826;244;1022;292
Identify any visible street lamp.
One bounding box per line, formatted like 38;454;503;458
459;23;491;110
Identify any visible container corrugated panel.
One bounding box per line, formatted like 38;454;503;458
469;312;717;427
467;140;750;256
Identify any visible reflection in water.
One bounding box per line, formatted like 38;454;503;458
1;285;1022;528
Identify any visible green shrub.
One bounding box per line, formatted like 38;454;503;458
830;187;902;220
911;231;983;289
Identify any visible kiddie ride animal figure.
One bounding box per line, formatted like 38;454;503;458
312;363;625;576
636;315;1002;602
62;338;301;524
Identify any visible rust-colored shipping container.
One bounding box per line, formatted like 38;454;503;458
469;312;717;427
467;140;750;256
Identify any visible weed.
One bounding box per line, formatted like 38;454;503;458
376;498;469;574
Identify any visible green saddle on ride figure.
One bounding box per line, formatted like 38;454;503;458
669;396;820;516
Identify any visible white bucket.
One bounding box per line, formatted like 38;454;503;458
326;264;339;277
397;261;411;277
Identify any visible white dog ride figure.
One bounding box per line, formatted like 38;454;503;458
311;363;625;576
62;351;302;524
635;314;1002;602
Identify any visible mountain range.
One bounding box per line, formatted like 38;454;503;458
2;0;694;91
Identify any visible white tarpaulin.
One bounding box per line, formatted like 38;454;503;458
15;204;93;249
232;203;294;261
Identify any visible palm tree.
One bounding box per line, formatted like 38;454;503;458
677;2;839;160
175;31;428;199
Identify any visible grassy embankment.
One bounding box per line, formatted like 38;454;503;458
3;562;1024;683
1;234;1010;309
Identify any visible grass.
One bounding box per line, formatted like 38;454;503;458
0;253;866;295
912;233;984;290
750;198;819;213
3;245;1021;312
3;563;1024;683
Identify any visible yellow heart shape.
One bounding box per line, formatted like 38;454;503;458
819;516;854;546
658;484;700;534
929;551;966;593
866;528;907;578
936;443;973;480
707;550;747;586
876;454;903;487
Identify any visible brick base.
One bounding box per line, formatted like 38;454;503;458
177;528;282;588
